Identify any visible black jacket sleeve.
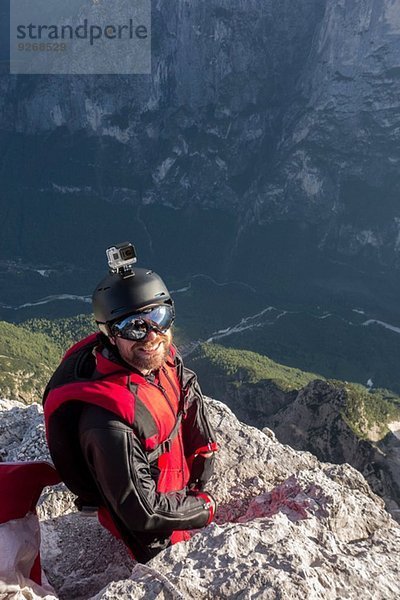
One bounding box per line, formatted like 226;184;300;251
78;405;212;537
175;351;218;490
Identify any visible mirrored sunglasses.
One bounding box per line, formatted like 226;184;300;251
110;304;175;341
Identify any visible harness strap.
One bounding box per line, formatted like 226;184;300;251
76;409;184;513
128;368;190;464
146;411;184;463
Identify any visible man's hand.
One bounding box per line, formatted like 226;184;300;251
188;452;216;491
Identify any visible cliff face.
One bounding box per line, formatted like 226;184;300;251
1;397;400;599
270;379;400;519
191;363;400;521
1;0;399;281
257;0;400;268
186;372;297;427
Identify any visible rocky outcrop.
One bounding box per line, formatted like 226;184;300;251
1;397;400;599
185;360;400;520
270;379;400;519
183;367;296;427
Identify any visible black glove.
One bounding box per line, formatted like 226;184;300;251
188;453;215;491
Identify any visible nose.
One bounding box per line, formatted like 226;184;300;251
145;329;158;341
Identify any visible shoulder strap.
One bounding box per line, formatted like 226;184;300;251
146;411;184;463
142;358;188;463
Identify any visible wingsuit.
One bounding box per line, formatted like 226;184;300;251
43;332;218;563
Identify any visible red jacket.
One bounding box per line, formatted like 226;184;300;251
43;333;217;562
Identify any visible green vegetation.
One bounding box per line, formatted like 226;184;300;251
188;343;400;442
21;314;96;354
191;342;319;390
336;380;400;440
0;321;61;403
0;315;97;403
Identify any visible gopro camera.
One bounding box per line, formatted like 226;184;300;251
106;242;137;273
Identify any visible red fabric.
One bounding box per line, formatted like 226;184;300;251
0;462;60;524
29;555;42;586
44;338;178;436
192;442;219;455
192;491;214;525
186;442;219;471
0;462;61;584
44;337;193;552
44;377;136;434
170;530;191;543
45;341;189;493
195;442;218;454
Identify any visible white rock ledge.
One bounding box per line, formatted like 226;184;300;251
1;398;399;599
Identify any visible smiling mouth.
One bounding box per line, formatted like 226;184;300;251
139;342;161;354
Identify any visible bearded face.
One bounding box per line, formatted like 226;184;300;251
110;329;172;374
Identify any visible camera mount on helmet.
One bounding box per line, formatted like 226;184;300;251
106;242;137;275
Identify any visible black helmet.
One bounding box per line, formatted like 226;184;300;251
92;268;174;337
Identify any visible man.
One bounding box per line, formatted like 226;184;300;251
43;244;218;562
